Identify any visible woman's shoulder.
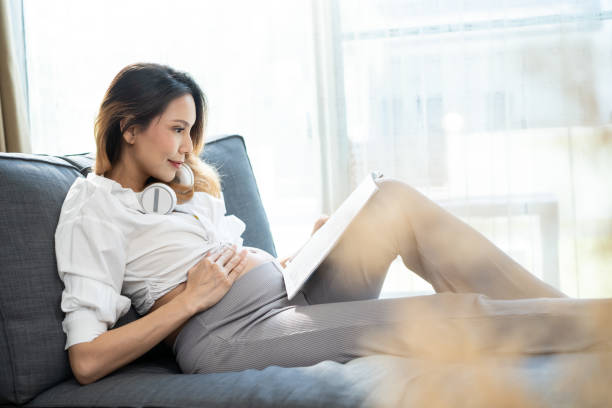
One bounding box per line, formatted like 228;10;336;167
56;173;122;227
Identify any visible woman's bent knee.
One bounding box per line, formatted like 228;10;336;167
375;177;416;199
373;177;421;215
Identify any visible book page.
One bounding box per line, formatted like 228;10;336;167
281;171;383;300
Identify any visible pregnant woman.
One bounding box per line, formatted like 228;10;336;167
55;62;612;385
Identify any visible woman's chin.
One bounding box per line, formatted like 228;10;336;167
150;172;176;184
160;167;178;182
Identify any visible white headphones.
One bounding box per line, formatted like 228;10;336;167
137;163;195;215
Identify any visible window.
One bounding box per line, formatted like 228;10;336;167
330;0;612;297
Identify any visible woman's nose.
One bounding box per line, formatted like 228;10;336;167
180;133;193;154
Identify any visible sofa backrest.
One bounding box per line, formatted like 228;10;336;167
0;134;276;405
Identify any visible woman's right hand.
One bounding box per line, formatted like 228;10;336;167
179;244;248;315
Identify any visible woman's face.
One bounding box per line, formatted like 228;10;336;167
129;93;196;185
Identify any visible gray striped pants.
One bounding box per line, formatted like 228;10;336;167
173;178;612;374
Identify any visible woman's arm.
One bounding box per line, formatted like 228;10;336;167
68;246;247;385
68;294;193;385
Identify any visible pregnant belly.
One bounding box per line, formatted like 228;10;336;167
150;247;277;348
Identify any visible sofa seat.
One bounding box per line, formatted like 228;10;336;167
26;352;612;407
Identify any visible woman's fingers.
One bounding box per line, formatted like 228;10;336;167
311;214;330;235
216;247;236;267
220;249;246;277
224;249;241;266
205;244;249;277
226;265;241;284
205;246;222;261
277;255;291;268
230;250;248;272
200;244;249;281
207;244;236;264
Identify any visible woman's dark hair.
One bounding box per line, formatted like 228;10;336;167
93;62;221;199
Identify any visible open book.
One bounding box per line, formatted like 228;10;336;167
281;171;384;300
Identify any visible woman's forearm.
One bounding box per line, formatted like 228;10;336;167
69;295;194;385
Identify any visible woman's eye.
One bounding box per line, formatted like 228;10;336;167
174;127;185;133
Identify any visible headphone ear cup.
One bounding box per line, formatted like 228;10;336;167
173;163;194;188
138;183;177;215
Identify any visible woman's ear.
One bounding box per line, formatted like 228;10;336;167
120;118;136;145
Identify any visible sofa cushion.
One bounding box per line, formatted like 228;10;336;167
0;154;81;405
199;135;277;257
0;134;277;405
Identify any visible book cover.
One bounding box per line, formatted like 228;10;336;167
281;171;384;300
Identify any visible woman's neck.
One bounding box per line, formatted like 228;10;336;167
105;161;148;193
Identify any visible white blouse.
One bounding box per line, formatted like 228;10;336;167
54;172;246;350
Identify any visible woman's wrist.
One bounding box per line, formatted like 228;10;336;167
173;292;198;317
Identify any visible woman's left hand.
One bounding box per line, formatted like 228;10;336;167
311;214;330;236
277;255;293;269
277;215;330;269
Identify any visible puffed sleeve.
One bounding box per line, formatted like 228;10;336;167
55;215;132;350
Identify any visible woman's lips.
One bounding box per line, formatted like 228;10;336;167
168;160;182;169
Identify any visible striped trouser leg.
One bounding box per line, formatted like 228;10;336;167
185;285;612;374
175;263;612;375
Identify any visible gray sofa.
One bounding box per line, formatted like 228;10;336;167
1;134;611;407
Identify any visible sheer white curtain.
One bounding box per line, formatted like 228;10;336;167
22;0;612;298
320;0;612;298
